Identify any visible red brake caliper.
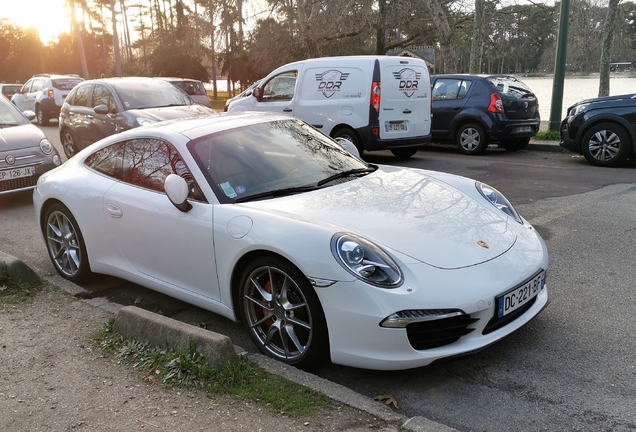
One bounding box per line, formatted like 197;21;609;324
263;280;273;327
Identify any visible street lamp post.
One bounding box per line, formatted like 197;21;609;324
549;0;571;131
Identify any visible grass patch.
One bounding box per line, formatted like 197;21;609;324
535;129;560;141
94;320;333;417
207;90;230;111
0;266;44;307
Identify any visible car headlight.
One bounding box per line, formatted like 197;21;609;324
39;138;54;155
476;182;523;224
569;103;588;117
331;233;403;288
137;117;158;127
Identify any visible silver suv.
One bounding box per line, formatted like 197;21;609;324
11;74;84;125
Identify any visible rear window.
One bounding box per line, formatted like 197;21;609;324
52;78;84;90
170;80;207;96
486;76;534;99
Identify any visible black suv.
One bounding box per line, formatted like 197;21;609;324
430;74;540;154
560;94;636;167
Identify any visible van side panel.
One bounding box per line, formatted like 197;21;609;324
295;65;370;134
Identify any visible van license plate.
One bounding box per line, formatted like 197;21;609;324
386;122;407;132
516;126;532;133
0;166;36;181
496;271;545;318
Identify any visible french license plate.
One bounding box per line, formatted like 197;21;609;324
385;122;407;132
0;166;36;181
496;270;545;318
516;126;532;133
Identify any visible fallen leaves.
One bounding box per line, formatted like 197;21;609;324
373;394;398;408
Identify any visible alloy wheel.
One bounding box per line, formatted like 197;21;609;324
588;129;621;162
46;210;82;278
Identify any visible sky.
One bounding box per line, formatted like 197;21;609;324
2;0;71;44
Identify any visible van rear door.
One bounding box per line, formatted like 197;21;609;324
378;58;431;140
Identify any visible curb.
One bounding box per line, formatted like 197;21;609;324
527;140;567;153
0;251;41;283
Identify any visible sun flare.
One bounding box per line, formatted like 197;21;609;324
2;0;72;45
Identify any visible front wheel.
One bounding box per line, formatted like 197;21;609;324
332;127;364;156
390;148;418;158
500;137;530;152
456;123;488;155
581;122;631;167
61;129;78;159
44;203;92;283
239;256;329;368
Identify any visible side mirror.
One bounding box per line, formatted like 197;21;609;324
334;137;360;159
164;174;192;212
253;87;261;100
22;110;36;121
94;104;109;115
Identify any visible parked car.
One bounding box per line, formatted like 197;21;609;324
34;111;549;370
430;74;540;155
223;79;262;111
11;74;84;126
0;83;22;100
157;77;212;107
59;76;215;159
560;93;636;167
0;95;61;195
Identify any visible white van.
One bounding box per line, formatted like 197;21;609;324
226;55;432;158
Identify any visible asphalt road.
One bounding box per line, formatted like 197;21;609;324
3;124;636;431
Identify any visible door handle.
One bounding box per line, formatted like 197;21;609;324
403;109;412;114
283;108;292;112
106;203;123;218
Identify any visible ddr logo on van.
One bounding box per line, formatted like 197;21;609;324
315;70;350;98
392;68;421;97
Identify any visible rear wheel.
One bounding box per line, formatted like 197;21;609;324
500;137;530;152
581;122;631;167
390;148;418;158
239;255;329;368
456;123;488;155
61;129;78;159
333;127;364;156
36;105;49;126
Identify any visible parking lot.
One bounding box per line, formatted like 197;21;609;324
2;123;636;431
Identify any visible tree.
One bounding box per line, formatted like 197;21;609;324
599;0;622;96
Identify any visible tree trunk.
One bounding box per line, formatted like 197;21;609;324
110;0;123;76
376;0;386;55
599;0;621;97
209;0;218;100
469;0;484;74
69;0;89;78
422;0;457;73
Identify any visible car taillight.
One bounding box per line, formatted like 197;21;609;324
371;82;381;113
47;89;54;100
487;92;504;113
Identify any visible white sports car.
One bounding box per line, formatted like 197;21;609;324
33;112;549;370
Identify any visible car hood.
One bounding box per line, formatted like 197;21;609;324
244;166;517;269
570;93;636;107
0;123;45;150
127;104;213;121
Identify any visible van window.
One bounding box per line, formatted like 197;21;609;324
262;72;297;102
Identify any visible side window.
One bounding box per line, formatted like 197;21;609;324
85;142;123;178
21;80;33;94
73;85;91;107
92;85;116;111
457;80;472;99
432;79;462;101
32;79;43;92
262;72;297;102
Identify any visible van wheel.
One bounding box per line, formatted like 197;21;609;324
390;148;418;158
456;123;488;155
36;106;49;126
333;127;363;156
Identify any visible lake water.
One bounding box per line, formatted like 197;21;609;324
521;75;636;121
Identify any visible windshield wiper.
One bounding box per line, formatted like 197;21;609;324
234;185;321;203
0;123;20;127
317;165;377;186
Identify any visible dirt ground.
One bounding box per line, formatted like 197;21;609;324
0;287;400;432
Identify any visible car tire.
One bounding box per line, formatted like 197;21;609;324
333;127;364;156
500;137;530;152
456;123;489;155
581;122;631;167
61;128;79;159
390;148;418;158
44;203;92;283
36;105;49;126
239;255;329;369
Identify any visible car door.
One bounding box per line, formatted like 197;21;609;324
253;71;298;114
88;84;121;143
12;80;34;112
431;77;472;137
65;83;94;148
100;137;220;301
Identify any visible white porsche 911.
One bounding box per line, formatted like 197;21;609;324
33;112;548;370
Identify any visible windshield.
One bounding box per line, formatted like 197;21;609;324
114;79;194;110
189;119;369;203
0;97;28;126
